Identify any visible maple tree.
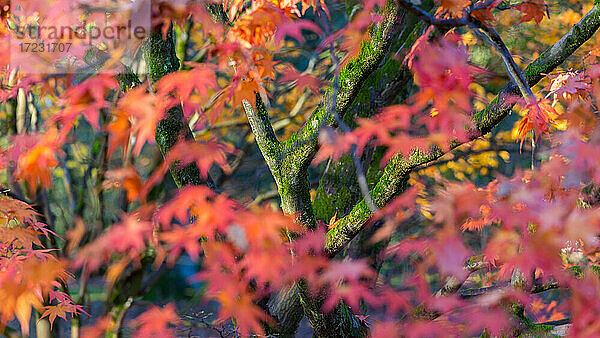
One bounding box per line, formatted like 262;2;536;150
2;0;600;337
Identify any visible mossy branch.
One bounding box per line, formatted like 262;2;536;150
242;94;282;170
278;0;405;175
141;27;214;189
313;6;428;222
325;4;600;255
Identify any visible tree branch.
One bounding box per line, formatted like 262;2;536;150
242;93;282;170
141;26;215;189
467;18;535;100
279;0;406;174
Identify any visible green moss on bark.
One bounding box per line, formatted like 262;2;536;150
141;27;213;189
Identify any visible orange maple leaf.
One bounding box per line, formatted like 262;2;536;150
0;195;39;223
41;304;69;330
155;65;219;118
516;98;556;145
117;86;174;156
229;5;284;47
327;212;340;230
14;128;63;192
105;109;132;157
440;0;470;16
229;72;262;107
104;166;143;202
163;140;235;178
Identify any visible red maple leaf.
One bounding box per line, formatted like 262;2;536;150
432;227;472;280
313;127;357;164
471;7;495;25
54;74;117;130
131;303;180;338
117;86;174;156
514;0;547;25
103;166;143;202
160;225;203;262
163;140;235;178
543;71;590;103
155;64;219;118
278;65;324;94
274;19;322;44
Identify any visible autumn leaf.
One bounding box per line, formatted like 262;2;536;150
314;127;357;164
164;140;235;178
14;127;64;192
104;166;143;202
214;291;268;336
300;0;329;16
74;211;154;273
320;259;378;311
543;71;590;104
160;226;203;262
229;5;284;47
40;304;69;329
327;212;340;230
371;322;401;337
430;181;493;230
411;34;479;114
0;226;42;249
0;195;39;224
514;0;547;25
278;65;323;94
320;10;378;64
65;218;86;253
157;186;238;242
516;98;556;144
131;303;180;338
0;259;67;336
117;86;173;156
105;109;132;157
156;186;216;226
155;64;219;118
253;51;277;80
440;0;470;16
432;227;472;279
53;74;117;130
80;316;112;338
274;19;322;44
471;7;495;25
